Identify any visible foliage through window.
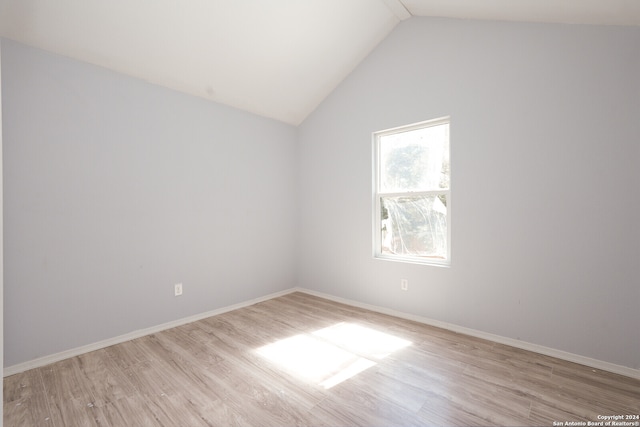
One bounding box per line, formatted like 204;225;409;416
374;118;450;265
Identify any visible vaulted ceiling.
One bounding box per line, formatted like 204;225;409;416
1;0;639;125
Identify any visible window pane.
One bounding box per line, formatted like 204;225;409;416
379;123;449;193
380;194;447;259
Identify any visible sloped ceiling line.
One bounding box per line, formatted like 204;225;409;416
1;0;639;125
381;0;412;20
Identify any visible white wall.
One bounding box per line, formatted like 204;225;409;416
297;18;640;370
2;40;297;367
3;18;639;374
1;37;5;422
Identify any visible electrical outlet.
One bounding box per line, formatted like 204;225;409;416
400;279;408;291
174;283;183;296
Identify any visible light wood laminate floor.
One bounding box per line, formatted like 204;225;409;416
4;292;640;426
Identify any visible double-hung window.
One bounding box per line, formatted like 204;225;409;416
373;117;450;266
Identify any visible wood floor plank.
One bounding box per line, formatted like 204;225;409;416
311;385;422;427
416;391;529;427
46;396;102;427
39;358;98;411
103;337;152;370
528;399;591;425
90;396;161;427
3;394;55;427
551;362;640;404
4;397;34;427
4;291;640;426
3;370;41;403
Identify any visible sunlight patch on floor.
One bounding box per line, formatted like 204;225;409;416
256;322;411;389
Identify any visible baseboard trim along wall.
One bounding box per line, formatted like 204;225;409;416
3;288;294;377
294;288;640;380
5;287;639;380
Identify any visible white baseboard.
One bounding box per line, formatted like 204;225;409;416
3;288;297;377
5;286;638;380
294;288;640;380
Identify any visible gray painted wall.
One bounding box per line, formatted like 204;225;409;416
297;18;640;370
1;38;5;415
3;17;639;372
2;40;297;367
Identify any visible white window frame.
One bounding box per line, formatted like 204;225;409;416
373;117;451;267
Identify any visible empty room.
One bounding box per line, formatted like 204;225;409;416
1;0;639;426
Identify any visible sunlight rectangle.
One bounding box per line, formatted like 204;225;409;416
312;322;411;359
255;322;411;389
